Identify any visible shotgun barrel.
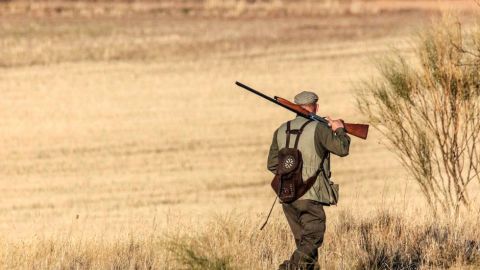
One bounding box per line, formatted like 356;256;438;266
235;81;317;121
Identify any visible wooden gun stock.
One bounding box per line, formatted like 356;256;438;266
275;97;311;115
275;96;369;140
343;123;369;140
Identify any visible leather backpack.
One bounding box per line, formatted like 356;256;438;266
271;120;322;203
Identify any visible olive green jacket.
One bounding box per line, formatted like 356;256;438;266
267;116;350;204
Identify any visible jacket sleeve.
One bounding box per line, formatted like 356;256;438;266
315;124;350;157
267;129;279;174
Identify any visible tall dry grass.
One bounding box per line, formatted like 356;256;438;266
1;210;479;269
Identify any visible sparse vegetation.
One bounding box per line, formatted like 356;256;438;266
357;17;480;217
1;1;479;269
0;0;419;18
1;212;479;269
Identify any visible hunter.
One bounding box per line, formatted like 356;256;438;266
267;91;350;270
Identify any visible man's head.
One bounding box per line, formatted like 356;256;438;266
294;91;319;114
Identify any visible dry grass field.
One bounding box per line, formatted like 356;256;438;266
1;0;480;269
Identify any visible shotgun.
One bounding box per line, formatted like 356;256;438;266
235;81;369;140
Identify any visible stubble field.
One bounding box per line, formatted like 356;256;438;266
1;1;480;269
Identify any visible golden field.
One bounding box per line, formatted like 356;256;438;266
0;1;480;269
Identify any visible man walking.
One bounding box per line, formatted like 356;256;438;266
267;91;350;270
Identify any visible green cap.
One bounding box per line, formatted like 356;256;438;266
294;91;318;105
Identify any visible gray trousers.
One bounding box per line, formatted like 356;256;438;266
281;199;326;270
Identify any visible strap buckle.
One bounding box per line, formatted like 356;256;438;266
286;129;302;135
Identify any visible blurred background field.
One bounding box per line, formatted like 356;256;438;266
1;0;480;269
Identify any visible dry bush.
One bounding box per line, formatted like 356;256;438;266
340;211;480;269
163;213;294;269
356;17;480;217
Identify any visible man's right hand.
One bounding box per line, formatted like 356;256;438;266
326;116;345;131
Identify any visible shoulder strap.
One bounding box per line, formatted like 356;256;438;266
321;151;331;179
293;120;313;149
296;150;330;199
286;121;291;148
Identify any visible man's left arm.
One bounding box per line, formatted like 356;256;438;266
267;129;279;174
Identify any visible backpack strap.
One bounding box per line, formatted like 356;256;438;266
286;121;291;148
285;120;313;149
293;120;313;149
259;196;277;231
296;150;330;199
320;151;331;179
